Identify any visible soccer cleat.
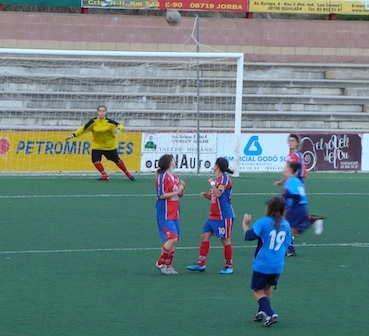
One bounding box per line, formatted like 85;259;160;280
186;264;206;272
254;311;266;322
98;175;109;181
129;175;135;181
160;266;178;275
286;249;297;257
155;261;163;270
263;314;278;327
314;219;324;235
309;214;326;225
219;266;233;274
310;214;327;221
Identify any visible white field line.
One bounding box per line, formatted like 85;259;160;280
1;192;367;254
0;243;368;255
1;192;369;199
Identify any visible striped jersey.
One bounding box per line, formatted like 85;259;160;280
208;174;234;220
287;150;307;179
156;171;181;220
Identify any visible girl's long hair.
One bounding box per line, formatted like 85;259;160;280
156;154;174;174
215;157;234;174
266;195;286;230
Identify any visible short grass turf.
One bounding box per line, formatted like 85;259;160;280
0;172;368;336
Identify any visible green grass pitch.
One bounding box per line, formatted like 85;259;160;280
0;172;368;336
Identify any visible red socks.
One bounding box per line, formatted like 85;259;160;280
116;160;134;179
197;242;233;267
198;241;210;266
157;246;175;267
224;243;233;267
93;162;107;177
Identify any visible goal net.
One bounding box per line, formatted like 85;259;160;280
0;49;244;176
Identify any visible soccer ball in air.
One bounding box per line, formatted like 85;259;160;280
165;10;182;26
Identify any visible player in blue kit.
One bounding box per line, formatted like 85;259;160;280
273;134;324;238
282;161;310;256
242;195;292;327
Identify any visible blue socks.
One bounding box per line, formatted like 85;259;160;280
258;297;274;316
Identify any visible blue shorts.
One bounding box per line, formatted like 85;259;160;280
251;271;280;291
157;219;180;242
285;204;310;233
202;218;233;239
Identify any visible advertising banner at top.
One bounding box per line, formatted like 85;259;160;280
249;0;369;15
82;0;247;11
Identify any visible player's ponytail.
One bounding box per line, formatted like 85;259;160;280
156;154;174;174
215;157;234;174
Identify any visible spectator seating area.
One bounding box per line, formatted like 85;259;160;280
1;57;369;132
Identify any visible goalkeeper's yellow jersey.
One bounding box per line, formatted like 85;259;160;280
73;117;124;150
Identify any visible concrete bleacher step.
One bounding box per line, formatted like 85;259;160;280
325;69;369;80
344;88;369;96
4;115;368;131
1;97;366;113
0;78;351;96
1;101;364;113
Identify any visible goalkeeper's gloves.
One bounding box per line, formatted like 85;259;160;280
65;134;75;141
114;129;122;135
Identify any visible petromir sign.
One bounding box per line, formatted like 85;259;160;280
0;131;141;172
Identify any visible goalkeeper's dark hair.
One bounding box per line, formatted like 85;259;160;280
97;105;107;111
266;195;286;230
157;154;174;174
215;157;234;174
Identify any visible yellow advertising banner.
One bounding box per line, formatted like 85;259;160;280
249;0;369;14
81;0;247;11
0;131;141;173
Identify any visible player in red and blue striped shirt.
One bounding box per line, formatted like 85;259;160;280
155;154;185;275
274;134;307;186
187;157;235;275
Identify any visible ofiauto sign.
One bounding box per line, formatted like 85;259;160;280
140;132;217;172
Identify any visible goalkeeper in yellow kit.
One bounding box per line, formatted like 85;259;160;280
65;105;135;181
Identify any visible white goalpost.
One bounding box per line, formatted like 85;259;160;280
0;49;244;176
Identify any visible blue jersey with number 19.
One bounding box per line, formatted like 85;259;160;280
248;217;292;274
